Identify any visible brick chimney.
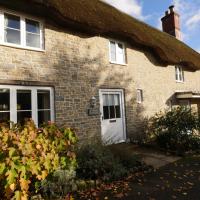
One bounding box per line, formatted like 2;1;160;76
161;5;181;40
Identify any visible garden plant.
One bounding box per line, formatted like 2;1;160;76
0;120;77;200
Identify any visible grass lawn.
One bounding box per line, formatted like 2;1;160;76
76;155;200;200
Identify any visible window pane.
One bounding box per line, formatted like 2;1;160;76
103;94;109;106
180;69;184;81
38;90;50;110
109;106;115;119
110;41;116;62
175;67;177;80
0;89;10;111
115;106;121;118
17;111;32;124
5;14;20;29
182;71;184;81
108;94;115;106
38;110;50;126
114;94;120;106
118;43;123;53
4;29;20;44
17;90;31;110
26;19;40;33
117;43;125;63
137;89;143;103
26;33;40;48
103;106;109;120
0;112;10;123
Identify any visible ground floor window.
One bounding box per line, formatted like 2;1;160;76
0;85;54;126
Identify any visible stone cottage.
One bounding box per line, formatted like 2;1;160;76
0;0;200;143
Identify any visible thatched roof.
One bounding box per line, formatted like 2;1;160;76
1;0;200;70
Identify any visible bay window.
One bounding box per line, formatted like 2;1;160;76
0;11;44;50
0;86;54;126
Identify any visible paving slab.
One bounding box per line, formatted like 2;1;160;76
112;144;181;168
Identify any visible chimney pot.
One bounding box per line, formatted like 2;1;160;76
165;10;169;16
169;5;174;13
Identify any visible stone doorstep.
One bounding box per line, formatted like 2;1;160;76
135;152;181;169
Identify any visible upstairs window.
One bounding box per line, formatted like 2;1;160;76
4;14;21;44
26;19;41;48
109;41;126;64
175;66;184;82
0;11;44;50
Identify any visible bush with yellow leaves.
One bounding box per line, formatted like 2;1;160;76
0;120;77;200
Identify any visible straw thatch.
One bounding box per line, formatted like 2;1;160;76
1;0;200;70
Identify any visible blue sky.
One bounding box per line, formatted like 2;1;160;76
103;0;200;52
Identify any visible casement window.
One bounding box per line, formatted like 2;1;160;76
0;86;54;126
109;40;126;64
136;89;143;103
175;66;184;82
0;11;44;50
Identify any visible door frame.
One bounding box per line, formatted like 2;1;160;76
99;89;127;143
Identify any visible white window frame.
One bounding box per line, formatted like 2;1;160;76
175;66;184;82
136;89;143;103
0;9;44;51
109;40;126;65
0;85;54;126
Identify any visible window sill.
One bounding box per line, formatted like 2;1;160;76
109;61;127;66
176;80;184;83
0;42;45;52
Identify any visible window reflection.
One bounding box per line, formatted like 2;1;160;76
17;90;32;124
37;90;51;126
103;94;121;120
0;89;10;122
26;19;40;48
4;14;21;44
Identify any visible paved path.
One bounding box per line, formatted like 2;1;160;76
133;146;181;168
112;144;181;168
104;155;200;200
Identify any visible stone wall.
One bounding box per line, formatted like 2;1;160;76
0;20;200;141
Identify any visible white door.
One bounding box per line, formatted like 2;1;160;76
99;89;126;144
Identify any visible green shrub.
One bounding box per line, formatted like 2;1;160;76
76;141;129;182
149;107;200;153
39;168;77;199
0;120;77;200
108;144;141;170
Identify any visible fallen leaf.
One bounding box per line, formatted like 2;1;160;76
115;193;124;198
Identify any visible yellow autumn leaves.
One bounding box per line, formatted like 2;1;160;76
0;120;77;200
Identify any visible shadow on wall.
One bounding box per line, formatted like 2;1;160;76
21;25;162;142
129;104;149;144
166;93;182;108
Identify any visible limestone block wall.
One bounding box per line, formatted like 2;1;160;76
0;19;200;141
